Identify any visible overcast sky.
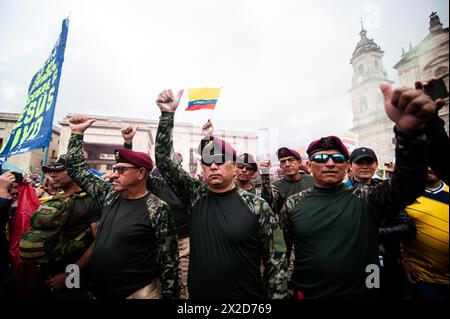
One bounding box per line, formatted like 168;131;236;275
0;0;448;153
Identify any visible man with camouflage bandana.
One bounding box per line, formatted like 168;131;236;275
154;89;288;299
65;115;179;299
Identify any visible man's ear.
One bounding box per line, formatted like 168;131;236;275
138;168;147;180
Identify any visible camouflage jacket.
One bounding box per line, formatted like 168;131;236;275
66;133;179;299
155;111;288;299
260;174;281;214
20;191;99;265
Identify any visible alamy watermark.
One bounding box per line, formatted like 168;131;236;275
365;264;380;289
65;264;80;289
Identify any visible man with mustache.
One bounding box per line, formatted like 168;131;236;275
155;89;288;299
65;116;179;299
260;147;314;215
279;82;439;299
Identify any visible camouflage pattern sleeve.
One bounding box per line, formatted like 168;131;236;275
260;173;281;215
365;129;427;217
148;195;179;298
123;141;132;149
237;189;288;299
278;194;299;269
66;133;115;206
155;112;204;208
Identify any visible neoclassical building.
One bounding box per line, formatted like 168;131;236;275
350;13;449;164
58;114;257;175
393;12;449;132
348;23;395;165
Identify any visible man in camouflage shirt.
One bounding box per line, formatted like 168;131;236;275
65;115;179;299
20;155;101;299
155;89;288;299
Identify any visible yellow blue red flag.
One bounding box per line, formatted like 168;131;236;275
186;88;221;111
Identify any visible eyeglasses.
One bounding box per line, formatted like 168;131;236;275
201;154;233;167
310;153;346;164
236;163;256;171
112;166;139;174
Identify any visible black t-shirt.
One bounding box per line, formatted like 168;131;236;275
188;188;263;299
90;194;159;299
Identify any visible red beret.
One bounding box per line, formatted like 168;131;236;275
114;148;153;171
277;147;301;160
199;136;237;162
306;136;349;160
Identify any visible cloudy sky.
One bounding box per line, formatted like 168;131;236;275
0;0;448;153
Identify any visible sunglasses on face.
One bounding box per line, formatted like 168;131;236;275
310;153;346;164
236;163;256;171
112;166;139;174
201;154;233;167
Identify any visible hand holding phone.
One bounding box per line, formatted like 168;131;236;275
424;78;448;101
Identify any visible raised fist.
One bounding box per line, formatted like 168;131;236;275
69;115;96;135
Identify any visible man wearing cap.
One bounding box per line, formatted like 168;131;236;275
235;153;260;194
20;155;101;299
154;89;288;299
65;115;179;299
346;146;416;299
260;147;314;215
279;82;439;299
200;120;261;195
121;124;191;299
345;147;381;188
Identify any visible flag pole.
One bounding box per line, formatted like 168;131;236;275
40;146;50;182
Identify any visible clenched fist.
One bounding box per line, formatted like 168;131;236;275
69;115;96;135
121;125;138;144
156;89;184;113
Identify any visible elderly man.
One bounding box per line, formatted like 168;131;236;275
260;147;314;214
154;89;288;299
279;83;439;299
65;115;179;299
120;124;190;299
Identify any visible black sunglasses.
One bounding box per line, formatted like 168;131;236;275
201;154;233;166
112;166;139;174
236;163;256;170
310;153;346;164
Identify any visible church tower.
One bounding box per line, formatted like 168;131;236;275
349;21;395;164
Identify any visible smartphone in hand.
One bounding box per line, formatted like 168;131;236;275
424;78;449;102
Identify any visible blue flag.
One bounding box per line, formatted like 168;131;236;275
0;18;69;163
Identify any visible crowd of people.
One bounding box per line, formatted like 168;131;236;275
0;80;448;300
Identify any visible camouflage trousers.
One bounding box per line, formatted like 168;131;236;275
178;237;190;299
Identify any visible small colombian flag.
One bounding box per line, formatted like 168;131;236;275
186;88;222;111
